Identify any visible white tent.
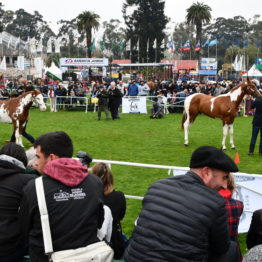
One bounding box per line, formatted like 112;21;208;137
242;64;262;78
45;62;62;81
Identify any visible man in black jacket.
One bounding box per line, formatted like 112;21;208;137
124;146;240;262
19;131;105;262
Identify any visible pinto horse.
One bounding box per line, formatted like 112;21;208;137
0;90;46;147
182;78;262;150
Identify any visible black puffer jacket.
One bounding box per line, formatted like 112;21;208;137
0;155;33;256
124;171;230;262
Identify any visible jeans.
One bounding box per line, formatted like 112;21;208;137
249;125;262;154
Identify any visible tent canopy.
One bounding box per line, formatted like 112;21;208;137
45;62;62;81
242;64;262;78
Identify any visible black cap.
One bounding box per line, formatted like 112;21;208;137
190;146;238;172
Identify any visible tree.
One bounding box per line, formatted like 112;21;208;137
123;0;169;62
46;53;60;67
0;2;5;32
76;11;100;58
186;2;211;65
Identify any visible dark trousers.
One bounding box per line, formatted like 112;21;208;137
98;105;110;120
11;121;35;144
249;125;262;154
0;242;28;262
208;241;241;262
110;106;119;120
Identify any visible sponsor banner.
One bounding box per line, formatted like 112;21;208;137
122;97;147;114
201;57;217;70
60;58;109;67
172;169;262;233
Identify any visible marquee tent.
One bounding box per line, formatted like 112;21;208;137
242;64;262;78
45;62;62;81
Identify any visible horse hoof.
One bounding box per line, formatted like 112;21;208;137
222;147;227;151
184;143;189;147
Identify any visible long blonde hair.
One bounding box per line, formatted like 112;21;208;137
92;162;114;195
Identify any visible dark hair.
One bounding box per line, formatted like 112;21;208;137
0;142;28;167
92;162;114;194
34;131;73;158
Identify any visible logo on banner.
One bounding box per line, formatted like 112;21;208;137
65;59;73;64
129;99;140;113
235;176;255;182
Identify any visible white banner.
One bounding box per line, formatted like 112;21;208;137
0;56;6;70
60;58;109;67
122;97;147;114
34;57;43;76
47;38;52;53
17;56;25;71
201;57;217;70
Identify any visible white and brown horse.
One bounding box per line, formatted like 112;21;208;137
0;90;46;147
182;78;262;150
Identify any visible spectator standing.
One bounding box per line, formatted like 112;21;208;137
108;82;122;120
246;209;262;249
19;131;105;262
48;85;56;112
92;162;127;259
138;81;150;96
0;143;33;261
248;97;262;156
128;80;139;96
124;146;240;262
25;81;35;92
96;85;110;120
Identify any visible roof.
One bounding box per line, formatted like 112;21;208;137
160;60;198;70
112;59;131;64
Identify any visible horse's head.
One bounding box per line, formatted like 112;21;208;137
32;90;47;111
242;77;262;98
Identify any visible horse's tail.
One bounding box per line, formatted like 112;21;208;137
181;110;187;130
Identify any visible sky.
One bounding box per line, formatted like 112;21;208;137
2;0;262;34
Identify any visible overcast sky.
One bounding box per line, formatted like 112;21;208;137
2;0;262;34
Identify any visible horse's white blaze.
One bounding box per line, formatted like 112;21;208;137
0;105;12;123
230;87;242;101
35;94;47;111
210;97;216;112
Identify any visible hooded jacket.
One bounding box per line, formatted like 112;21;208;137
20;158;104;262
0;155;33;256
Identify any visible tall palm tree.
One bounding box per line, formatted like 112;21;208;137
76;11;100;58
186;2;212;64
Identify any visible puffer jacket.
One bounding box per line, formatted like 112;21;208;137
124;171;230;262
0;155;33;256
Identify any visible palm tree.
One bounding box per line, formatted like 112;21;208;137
76;11;100;58
186;2;212;64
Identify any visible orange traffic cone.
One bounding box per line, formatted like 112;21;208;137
234;152;240;164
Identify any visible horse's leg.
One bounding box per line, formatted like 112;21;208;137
229;124;235;149
15;121;24;147
222;124;229;150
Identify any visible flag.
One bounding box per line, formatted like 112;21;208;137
0;56;6;70
153;39;157;48
160;39;165;49
147;39;149;52
208;39;217;47
100;40;105;52
202;39;209;47
125;39;131;51
47;38;52;53
54;38;61;53
194;41;201;52
136;39;139;51
183;40;190;51
179;42;183;52
118;40;124;53
168;40;174;53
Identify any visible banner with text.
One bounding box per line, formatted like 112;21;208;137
60;58;109;67
122;97;147;114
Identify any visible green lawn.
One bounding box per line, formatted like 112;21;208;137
1;108;260;254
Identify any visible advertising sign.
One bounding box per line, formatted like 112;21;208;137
60;58;109;67
201;58;217;70
122;97;147;114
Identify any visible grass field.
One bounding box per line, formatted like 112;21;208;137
1;107;260;254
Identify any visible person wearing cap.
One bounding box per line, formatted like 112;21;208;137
96;84;110;120
124;146;240;262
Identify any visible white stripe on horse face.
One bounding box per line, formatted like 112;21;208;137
230;86;242;101
35;94;47;111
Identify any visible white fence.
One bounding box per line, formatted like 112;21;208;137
92;158;262;233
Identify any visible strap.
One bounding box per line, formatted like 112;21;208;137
35;176;54;254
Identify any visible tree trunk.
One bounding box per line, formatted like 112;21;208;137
86;29;92;58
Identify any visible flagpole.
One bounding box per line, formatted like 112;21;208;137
216;41;218;81
130;40;132;76
147;39;149;81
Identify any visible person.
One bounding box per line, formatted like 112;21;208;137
19;131;105;262
48;85;56;112
150;90;166;118
124;145;240;262
248;96;262;156
138;81;150;96
128;80;139;96
108;81;123;120
243;244;262;262
246;209;262;249
0;143;33;262
96;85;110;120
92;162;127;259
218;173;244;259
